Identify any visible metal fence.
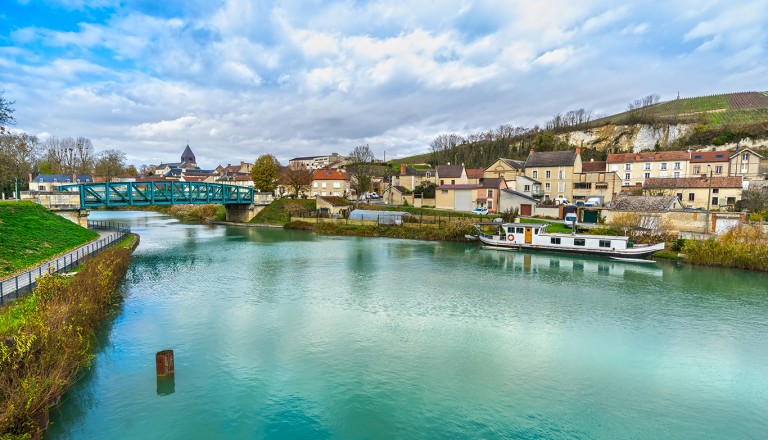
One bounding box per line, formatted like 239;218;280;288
0;221;131;306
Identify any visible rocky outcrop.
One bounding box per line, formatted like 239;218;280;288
559;123;694;152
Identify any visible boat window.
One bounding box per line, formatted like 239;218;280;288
550;237;561;244
599;240;611;248
516;227;524;234
574;238;586;246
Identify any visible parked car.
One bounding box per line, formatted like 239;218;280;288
584;197;602;207
564;212;578;226
472;207;489;215
370;192;379;199
553;196;571;206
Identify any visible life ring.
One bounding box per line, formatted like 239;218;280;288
507;233;515;241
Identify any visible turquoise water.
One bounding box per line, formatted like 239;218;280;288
47;211;768;439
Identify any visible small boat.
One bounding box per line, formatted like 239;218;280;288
474;222;665;260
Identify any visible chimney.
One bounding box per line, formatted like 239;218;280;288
28;173;33;183
635;153;640;160
72;173;77;183
654;152;660;160
529;148;534;155
400;163;406;175
576;146;581;156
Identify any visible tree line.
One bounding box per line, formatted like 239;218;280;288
0;91;136;196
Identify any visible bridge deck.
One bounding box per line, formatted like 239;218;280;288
62;181;254;208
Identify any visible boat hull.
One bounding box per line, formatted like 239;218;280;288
477;235;664;259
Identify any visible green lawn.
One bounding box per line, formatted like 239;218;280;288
249;198;316;225
0;201;99;278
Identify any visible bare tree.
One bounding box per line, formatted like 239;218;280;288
0;132;40;194
0;91;15;133
94;149;127;182
281;163;313;197
347;144;375;204
43;136;96;175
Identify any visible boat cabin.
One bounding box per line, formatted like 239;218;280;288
490;223;630;251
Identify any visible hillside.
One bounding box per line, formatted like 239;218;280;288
0;201;99;277
393;91;768;167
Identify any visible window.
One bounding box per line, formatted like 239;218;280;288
545;183;551;191
661;163;668;170
644;163;651;170
727;197;736;205
624;172;631;180
599;240;611;248
440;179;444;185
451;179;455;185
712;197;719;206
574;238;586;246
38;185;45;191
743;153;749;161
425;172;432;178
546;170;551;179
693;166;701;174
487;189;493;197
715;166;722;174
321;191;327;196
674;162;681;170
516;227;524;233
321;182;327;188
688;193;695;201
712;188;719;194
488;200;493;209
441;189;448;194
673;172;681;178
624;163;632;171
313;182;318;188
333;182;341;188
550;237;561;244
524;184;531;191
644;172;651;179
532;171;538;178
558;182;565;192
558;170;564;179
676;192;683;200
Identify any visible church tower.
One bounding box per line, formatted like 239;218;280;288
181;144;197;168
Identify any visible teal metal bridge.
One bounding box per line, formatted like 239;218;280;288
62;181;254;208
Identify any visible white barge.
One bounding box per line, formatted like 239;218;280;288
474;222;665;259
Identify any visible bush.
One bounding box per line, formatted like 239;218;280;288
684;224;768;271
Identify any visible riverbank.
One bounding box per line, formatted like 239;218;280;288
0;234;137;439
285;220;475;242
0;202;99;278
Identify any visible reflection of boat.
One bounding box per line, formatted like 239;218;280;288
464;234;478;241
472;222;665;260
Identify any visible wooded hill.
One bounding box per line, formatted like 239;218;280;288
394;92;768;169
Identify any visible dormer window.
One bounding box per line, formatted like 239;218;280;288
39;178;43;182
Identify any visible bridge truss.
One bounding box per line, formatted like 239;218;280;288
62;181;254;208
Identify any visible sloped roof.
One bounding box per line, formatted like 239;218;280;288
582;160;607;172
500;188;537;202
478;177;504;188
607;151;690;163
32;174;92;183
436;164;465;178
499;158;525;170
466;168;485;179
690;151;731;163
609;195;680;211
643;176;742;189
181;144;196;161
525;150;578;167
401;166;433;176
312;169;350;180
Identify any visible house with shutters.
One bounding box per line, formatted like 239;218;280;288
642;176;743;210
607;151;690;187
523;148;583;201
688;150;730;178
435;177;506;212
311;169;350;197
29;173;92;192
730;148;763;179
392;164;435;192
436;164;468;186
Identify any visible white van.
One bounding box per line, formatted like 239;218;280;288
564;213;578;226
553;196;571;206
584;197;602;207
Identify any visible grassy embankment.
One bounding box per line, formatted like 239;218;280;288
683;224;768;271
248;198;316;225
0;202;99;278
0;225;135;438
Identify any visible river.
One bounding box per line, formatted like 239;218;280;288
47;211;768;439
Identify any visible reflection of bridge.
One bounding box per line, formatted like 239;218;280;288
61;182;254;208
22;182;271;225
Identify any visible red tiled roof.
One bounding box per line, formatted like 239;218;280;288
466;168;485;178
582;161;607;172
312;169;350;181
607;151;690;163
690;150;731;163
643;176;742;189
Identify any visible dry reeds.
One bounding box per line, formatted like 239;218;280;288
684;224;768;271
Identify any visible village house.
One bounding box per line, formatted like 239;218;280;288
688;150;730;178
466;168;485;185
316;196;352;217
311;169;350;197
498;188;539;216
573;160;622;205
153;144;199;175
643;176;743;210
730;148;763;179
607;151;691;187
29;173;92;191
392;164;435;192
523;148;582;201
435;177;506;212
381;185;410;205
483;158;525;186
436;164;468;186
289;153;350;170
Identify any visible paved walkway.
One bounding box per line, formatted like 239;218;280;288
0;230;126;305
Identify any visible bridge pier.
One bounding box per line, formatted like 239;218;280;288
225;204;265;222
21;191;90;227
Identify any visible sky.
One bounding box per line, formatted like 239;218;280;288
1;0;767;168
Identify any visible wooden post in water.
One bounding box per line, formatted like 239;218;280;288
156;350;174;376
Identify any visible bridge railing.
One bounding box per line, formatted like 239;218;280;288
88;220;131;233
0;223;131;306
